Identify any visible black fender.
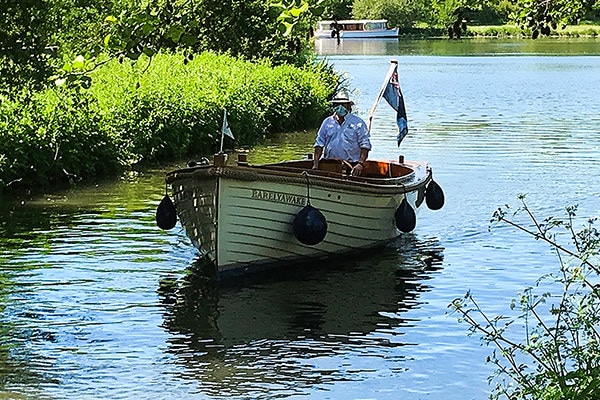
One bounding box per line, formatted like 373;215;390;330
293;204;327;245
425;180;445;210
156;195;177;230
395;198;416;233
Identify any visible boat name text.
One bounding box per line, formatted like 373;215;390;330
251;189;307;206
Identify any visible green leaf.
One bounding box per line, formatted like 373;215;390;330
270;1;284;9
180;34;197;45
281;21;294;36
142;22;154;35
104;34;112;47
312;6;325;17
166;25;184;43
143;47;156;57
290;7;302;17
105;15;117;23
72;55;86;70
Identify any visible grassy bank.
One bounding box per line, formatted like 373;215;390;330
0;52;339;195
400;23;600;38
468;24;600;37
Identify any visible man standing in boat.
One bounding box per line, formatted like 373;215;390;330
313;92;371;177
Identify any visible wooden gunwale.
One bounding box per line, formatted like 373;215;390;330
166;161;432;195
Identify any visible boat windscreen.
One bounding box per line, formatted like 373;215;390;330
364;22;386;30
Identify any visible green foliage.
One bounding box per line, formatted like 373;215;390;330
466;24;600;37
467;24;525;37
90;52;337;154
0;0;119;93
353;0;505;29
469;0;597;38
0;0;56;92
0;52;339;194
0;88;122;190
2;0;320;93
52;0;117;59
4;0;598;91
402;0;599;38
450;196;600;400
470;3;509;24
430;0;463;28
353;0;429;28
98;0;315;67
510;0;596;38
324;0;354;20
486;0;516;24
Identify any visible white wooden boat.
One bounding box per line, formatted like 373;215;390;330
315;19;399;39
159;153;443;276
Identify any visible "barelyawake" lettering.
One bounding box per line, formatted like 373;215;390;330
251;189;307;206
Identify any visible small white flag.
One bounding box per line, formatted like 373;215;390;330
221;109;234;139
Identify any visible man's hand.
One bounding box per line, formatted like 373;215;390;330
351;163;364;176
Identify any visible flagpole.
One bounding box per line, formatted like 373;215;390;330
367;60;398;132
219;109;226;154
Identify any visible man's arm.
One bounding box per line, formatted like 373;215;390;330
351;147;370;176
313;146;323;169
358;147;369;164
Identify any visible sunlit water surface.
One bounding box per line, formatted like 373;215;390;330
1;39;599;399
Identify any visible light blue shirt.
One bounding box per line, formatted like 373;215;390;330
314;113;371;162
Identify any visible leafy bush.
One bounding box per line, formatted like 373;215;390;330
450;195;600;400
353;0;429;29
0;52;339;194
91;52;337;156
0;88;121;190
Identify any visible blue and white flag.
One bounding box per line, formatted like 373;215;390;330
221;109;234;139
219;108;234;154
382;65;408;146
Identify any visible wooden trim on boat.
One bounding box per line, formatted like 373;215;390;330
166;160;431;195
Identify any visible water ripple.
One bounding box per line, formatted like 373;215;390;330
1;52;600;400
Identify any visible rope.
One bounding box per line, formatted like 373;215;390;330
302;170;311;205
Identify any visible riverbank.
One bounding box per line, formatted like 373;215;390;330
400;23;600;38
468;23;600;37
0;52;339;196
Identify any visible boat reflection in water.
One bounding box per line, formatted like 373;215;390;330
157;235;443;395
315;38;400;55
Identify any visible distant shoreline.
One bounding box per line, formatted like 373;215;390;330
398;24;600;39
467;24;600;37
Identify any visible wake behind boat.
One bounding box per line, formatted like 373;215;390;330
156;61;444;276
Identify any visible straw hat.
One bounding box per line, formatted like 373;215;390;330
330;91;354;105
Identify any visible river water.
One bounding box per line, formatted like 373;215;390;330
1;38;599;399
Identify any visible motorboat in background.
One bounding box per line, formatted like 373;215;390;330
315;20;399;39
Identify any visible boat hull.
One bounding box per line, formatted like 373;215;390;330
167;158;431;274
314;29;399;39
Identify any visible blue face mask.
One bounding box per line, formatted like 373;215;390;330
334;104;348;117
